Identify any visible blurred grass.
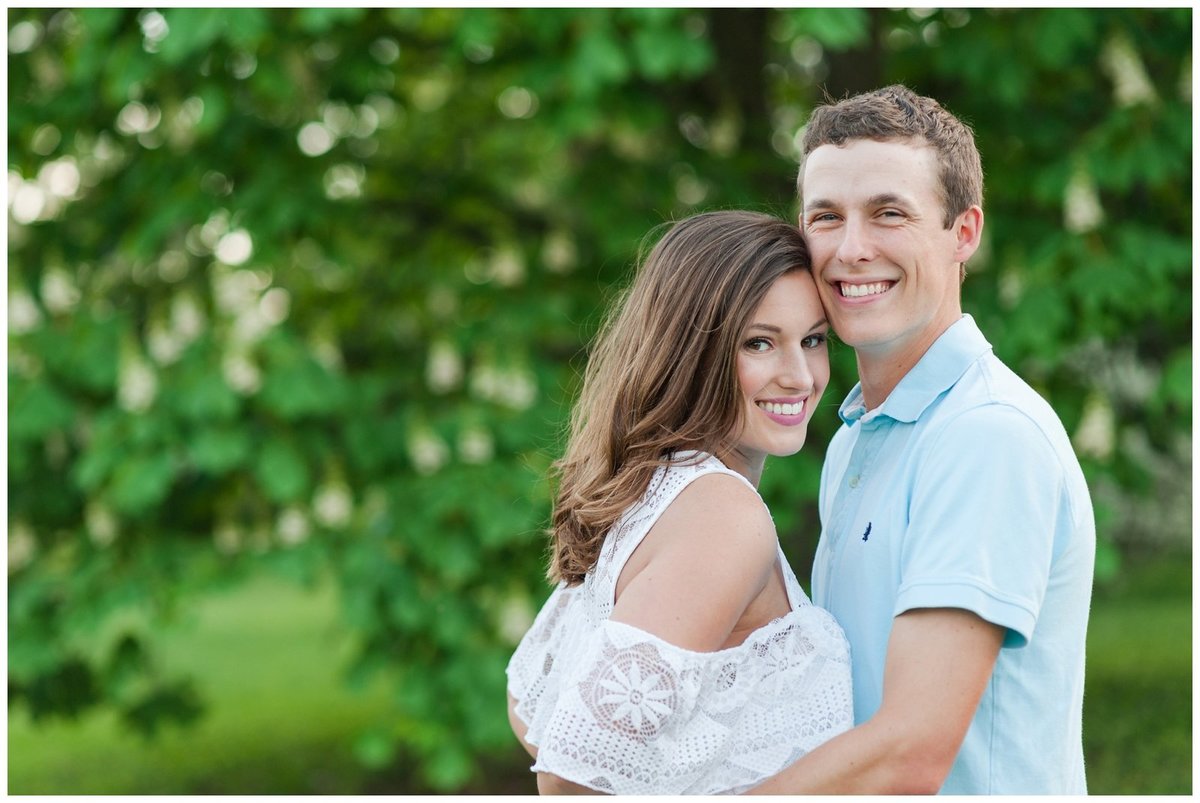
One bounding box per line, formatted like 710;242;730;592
1083;554;1192;795
7;573;393;794
8;556;1191;794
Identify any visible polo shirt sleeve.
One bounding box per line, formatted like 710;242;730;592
895;404;1063;648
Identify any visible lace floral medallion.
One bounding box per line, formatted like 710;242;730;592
581;640;680;742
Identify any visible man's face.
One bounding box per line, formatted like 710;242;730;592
800;138;974;363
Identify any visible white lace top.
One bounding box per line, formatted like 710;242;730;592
506;452;853;794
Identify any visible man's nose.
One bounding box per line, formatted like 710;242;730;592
835;218;876;265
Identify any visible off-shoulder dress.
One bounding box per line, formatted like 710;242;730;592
506;452;853;794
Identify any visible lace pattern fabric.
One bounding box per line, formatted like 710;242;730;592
507;453;853;794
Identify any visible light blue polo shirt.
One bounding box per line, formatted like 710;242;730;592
812;315;1095;794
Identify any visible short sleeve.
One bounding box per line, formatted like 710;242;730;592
507;584;582;732
529;615;853;795
897;405;1064;647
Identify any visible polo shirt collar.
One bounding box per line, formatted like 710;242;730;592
838;315;992;426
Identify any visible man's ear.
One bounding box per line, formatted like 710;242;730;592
952;205;984;264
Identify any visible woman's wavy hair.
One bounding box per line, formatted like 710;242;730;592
548;210;812;585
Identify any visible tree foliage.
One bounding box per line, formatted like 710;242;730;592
7;8;1190;790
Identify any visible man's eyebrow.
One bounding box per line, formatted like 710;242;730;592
805;193;915;213
867;192;912;207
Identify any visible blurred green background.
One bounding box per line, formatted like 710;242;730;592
7;7;1191;794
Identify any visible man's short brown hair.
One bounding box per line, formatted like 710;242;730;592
798;85;983;229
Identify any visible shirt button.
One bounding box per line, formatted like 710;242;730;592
849;475;860;488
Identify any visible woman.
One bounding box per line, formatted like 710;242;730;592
506;211;852;794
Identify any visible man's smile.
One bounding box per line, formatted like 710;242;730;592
838;281;895;298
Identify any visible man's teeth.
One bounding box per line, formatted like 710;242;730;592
759;401;803;416
841;282;890;298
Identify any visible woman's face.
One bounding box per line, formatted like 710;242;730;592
722;270;830;483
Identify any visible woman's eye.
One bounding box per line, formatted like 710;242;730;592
802;333;827;349
744;337;771;353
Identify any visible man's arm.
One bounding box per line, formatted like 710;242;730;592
748;607;1004;794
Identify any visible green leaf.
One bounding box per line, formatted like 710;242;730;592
1161;349;1191;407
258;343;348;420
187;427;252;474
224;8;272;51
104;633;150;695
353;728;398;769
107;452;177;516
34;317;120;393
120;678;205;737
8;611;67;680
573;27;630;94
73;412;125;491
12;657;101;721
632;22;713;81
425;744;474;789
9;377;75;442
196;85;230;136
159;9;228;64
1030;9;1096;69
253;438;309;502
76;7;125;38
296;7;366;33
792;8;869;50
167;360;240;422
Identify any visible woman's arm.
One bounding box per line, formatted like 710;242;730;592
507;691;538;760
538;772;601;795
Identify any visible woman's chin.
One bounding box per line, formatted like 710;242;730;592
769;438;808;458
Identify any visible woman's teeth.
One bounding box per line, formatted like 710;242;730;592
758;401;803;416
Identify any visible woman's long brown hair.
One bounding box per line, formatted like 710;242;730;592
548;211;812;585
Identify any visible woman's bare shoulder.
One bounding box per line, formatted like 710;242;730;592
657;471;776;553
611;471;779;651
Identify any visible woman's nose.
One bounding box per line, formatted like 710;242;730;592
778;350;815;392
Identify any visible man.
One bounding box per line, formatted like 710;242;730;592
751;85;1095;793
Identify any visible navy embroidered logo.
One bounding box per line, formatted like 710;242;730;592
861;522;872;542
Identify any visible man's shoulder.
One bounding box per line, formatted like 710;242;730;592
922;351;1088;488
937;351;1067;436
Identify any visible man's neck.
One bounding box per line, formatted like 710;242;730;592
855;318;958;411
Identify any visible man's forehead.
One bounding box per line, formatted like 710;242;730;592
801;139;940;204
807;134;932;159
